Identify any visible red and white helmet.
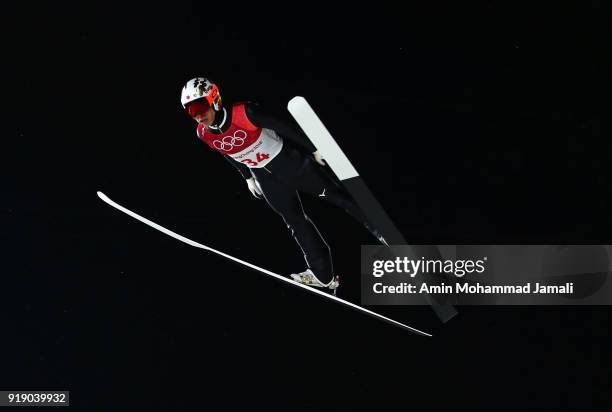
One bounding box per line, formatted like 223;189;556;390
180;77;222;110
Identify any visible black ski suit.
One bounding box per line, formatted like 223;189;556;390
205;102;373;284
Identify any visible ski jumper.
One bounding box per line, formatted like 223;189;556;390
197;102;376;284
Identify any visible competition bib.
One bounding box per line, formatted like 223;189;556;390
226;128;283;168
197;103;284;168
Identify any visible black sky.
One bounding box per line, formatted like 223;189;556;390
2;1;612;410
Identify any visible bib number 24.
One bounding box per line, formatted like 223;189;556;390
241;152;270;167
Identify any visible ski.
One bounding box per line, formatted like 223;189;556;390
97;191;431;337
287;96;458;323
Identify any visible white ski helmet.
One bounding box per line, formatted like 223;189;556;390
180;77;222;110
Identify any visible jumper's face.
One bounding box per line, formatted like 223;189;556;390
193;107;215;126
186;99;216;126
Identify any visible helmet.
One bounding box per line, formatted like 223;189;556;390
180;77;222;111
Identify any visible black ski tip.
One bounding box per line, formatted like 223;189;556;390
433;305;458;323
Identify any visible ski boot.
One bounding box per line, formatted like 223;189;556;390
290;269;340;295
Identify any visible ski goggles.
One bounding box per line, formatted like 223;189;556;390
185;99;211;118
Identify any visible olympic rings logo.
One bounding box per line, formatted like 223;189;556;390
213;130;247;151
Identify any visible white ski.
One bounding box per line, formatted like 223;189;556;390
287;96;458;322
97;191;431;337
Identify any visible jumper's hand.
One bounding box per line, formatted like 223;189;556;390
246;177;263;199
313;150;326;166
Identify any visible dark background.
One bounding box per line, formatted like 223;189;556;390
2;1;611;410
